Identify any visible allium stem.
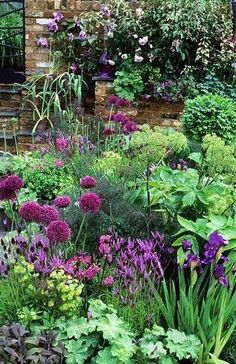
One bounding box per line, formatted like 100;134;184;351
75;214;86;251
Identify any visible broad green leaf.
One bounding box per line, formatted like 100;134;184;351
188;152;202;164
92;348;117;364
182;191;197;207
177;216;197;233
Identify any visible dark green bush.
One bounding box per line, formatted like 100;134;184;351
181;94;236;142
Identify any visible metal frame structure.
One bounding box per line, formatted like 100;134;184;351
0;0;25;82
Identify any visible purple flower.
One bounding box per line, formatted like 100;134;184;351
54;195;71;208
54;160;64;168
182;240;192;251
123;120;139;134
202;232;228;265
0;175;24;201
183;253;200;269
112;112;129;125
19;201;42;223
103;127;115;137
38;205;59;226
37;37;49;48
47;20;59;32
80;176;97;189
116;98;130;107
53;11;64;22
107;95;119;105
104;276;114;286
70;63;78;74
214;264;228;288
55;136;69;152
78;30;87;41
100;4;111;17
79;192;102;213
83;264;100;280
46;220;71;244
208;232;228;248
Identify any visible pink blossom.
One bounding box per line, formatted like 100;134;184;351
103;276;114;286
80;176;97;189
54;160;64;168
79;192;102;214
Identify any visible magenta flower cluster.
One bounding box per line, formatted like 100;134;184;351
46;220;71;244
19;201;59;226
54;195;71;208
79;192;102;213
0;175;24;201
80;176;97;189
107;95;130;107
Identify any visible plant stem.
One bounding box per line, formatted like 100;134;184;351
74;214;86;251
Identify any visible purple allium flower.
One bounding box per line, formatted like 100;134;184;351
107;95;120;105
214;264;228;288
54;195;71;208
80;176;97;189
104;276;114;286
46;220;71;244
183;253;200;269
47;20;59;32
182;240;192;251
103;127;115;137
55;136;69;152
100;4;111;17
116;98;130;107
0;175;24;201
37;37;49;48
78;30;87;41
79;192;102;213
54;160;64;168
19;201;42;223
70;63;78;74
38;205;59;226
123;120;139;134
112;112;129;125
53;11;64;22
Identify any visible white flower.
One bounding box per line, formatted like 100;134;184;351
139;36;148;46
108;60;115;65
107;31;114;38
121;54;128;59
136;8;144;18
135;47;141;52
149;44;153;49
134;55;143;63
133;34;138;39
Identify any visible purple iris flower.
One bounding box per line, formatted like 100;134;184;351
100;4;111;17
182;240;192;251
53;12;64;23
47;20;59;32
183;253;200;269
78;30;87;41
214;264;228;288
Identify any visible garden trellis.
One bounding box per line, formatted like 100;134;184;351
0;0;25;75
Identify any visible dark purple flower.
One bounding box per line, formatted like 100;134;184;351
79;192;102;213
104;276;114;286
208;232;228;248
54;195;71;208
103;127;115;136
107;95;120;105
37;37;49;48
183;253;200;269
19;201;42;223
80;176;97;189
202;232;228;265
112;112;129;125
47;20;59;32
123;120;139;134
182;240;192;251
55;136;69;152
53;11;64;22
0;175;24;201
38;205;59;226
214;264;228;288
46;220;71;244
116;98;130;107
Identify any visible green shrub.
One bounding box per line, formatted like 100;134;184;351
181;94;236;142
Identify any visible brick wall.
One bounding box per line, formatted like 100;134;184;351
24;0;99;77
95;81;183;128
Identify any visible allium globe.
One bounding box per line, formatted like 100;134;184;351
80;176;97;189
116;98;130;107
107;95;119;105
0;175;24;201
79;192;102;213
103;127;115;137
19;201;42;222
38;205;59;226
103;276;114;286
46;220;71;244
54;195;71;208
